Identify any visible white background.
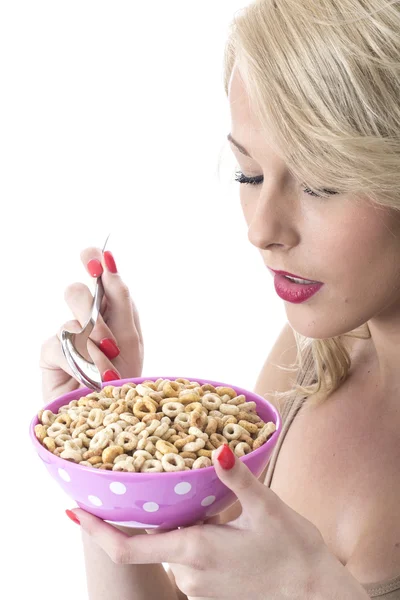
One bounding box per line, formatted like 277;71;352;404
1;2;286;597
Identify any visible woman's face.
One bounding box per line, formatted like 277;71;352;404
228;66;400;340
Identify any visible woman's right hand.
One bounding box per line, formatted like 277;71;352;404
40;247;144;404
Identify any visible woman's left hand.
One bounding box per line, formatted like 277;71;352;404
68;444;333;599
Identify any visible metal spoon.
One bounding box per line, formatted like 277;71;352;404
60;235;110;392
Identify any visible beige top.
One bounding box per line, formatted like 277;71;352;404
263;346;400;598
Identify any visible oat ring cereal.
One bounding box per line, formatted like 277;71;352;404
210;433;227;448
156;439;178;455
104;423;123;437
41;410;56;426
163;381;182;398
161;453;186;472
183;437;205;453
35;378;276;472
46;422;67;438
133;399;157;419
141;459;163;473
193;456;212;469
115;431;138;452
153;421;169;438
174;412;190;429
54;433;72;447
190;410;207;429
113;460;135;472
90;429;113;451
87;408;103;428
222;423;243;441
234;441;252;457
201;393;222;410
162;401;185;418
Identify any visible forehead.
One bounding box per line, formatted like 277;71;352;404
228;65;281;164
228;66;261;133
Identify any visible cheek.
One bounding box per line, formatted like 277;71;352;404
240;191;258;226
314;212;398;301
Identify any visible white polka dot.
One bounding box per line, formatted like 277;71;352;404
110;482;127;495
58;468;71;482
88;495;103;506
143;502;159;512
201;495;216;507
174;482;192;495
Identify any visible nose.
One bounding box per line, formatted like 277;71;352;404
246;185;299;251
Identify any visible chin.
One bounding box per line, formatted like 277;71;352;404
285;307;361;340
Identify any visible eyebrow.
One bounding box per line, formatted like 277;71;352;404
227;133;252;157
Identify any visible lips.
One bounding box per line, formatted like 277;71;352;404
268;268;321;284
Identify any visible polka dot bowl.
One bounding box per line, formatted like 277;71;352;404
29;376;282;529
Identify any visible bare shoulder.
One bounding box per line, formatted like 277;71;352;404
253;321;299;411
217;322;299;526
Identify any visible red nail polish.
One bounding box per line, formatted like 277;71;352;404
216;444;235;470
87;259;103;278
66;509;80;525
103;369;120;382
104;251;117;273
99;338;120;360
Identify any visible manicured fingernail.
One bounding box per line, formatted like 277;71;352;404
99;338;120;360
215;444;235;470
102;369;120;382
87;259;103;278
66;509;80;525
104;251;117;273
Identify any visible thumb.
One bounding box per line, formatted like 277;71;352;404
212;444;268;520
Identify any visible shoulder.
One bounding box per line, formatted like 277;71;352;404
254;322;299;405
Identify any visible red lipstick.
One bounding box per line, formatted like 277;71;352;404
268;268;323;304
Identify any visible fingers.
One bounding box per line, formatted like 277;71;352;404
56;319;120;382
40;335;81;402
212;445;273;524
71;509;189;565
63;282;120;360
81;247;142;348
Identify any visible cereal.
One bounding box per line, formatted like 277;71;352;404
35;379;276;472
115;431;138;452
161;453;186;472
43;437;56;452
141;459;163;473
193;456;212;469
102;445;124;464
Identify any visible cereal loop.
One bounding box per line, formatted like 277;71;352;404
141;459;163;473
193;456;212;469
222;424;243;441
234;442;252;457
210;433;227;448
162;402;184;419
115;431;138;452
156;440;178;455
201;393;222;410
133;399;157;419
161;453;186;472
182;438;205;453
90;429;113;451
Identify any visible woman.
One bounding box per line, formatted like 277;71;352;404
40;1;400;598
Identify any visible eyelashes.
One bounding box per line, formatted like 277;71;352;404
234;170;338;198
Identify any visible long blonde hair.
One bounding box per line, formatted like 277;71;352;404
222;0;400;407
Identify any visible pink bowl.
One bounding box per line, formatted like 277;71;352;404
29;376;281;529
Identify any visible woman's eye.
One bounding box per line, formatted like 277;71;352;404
234;170;264;187
234;170;338;198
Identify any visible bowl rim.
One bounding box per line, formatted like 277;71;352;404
30;375;282;479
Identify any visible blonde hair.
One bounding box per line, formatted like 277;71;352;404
222;0;400;407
